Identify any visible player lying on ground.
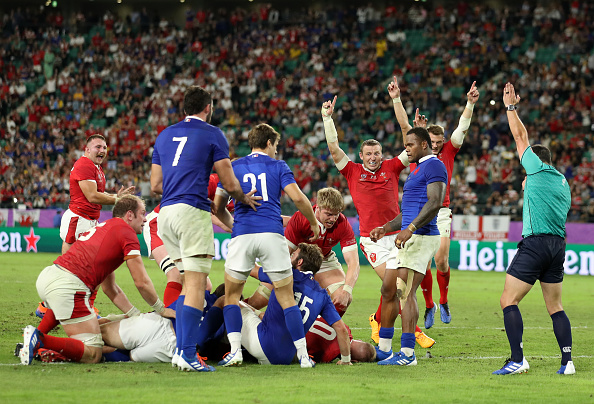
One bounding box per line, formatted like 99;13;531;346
20;195;175;365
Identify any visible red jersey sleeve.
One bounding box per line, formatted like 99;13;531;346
71;158;97;182
207;174;219;201
122;226;142;258
284;213;305;249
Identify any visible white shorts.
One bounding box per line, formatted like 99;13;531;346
386;234;440;274
36;264;96;325
142;210;163;259
118;312;176;363
158;204;215;260
318;251;344;274
60;209;98;244
225;233;292;280
239;302;269;365
437;207;452;238
359;233;399;268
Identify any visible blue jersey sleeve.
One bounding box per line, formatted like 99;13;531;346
212;130;230;163
152;144;161;165
278;160;297;189
425;159;447;185
319;294;341;326
520;146;545;175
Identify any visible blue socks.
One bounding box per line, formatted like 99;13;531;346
181;305;203;359
503;305;524;362
223;305;242;334
175;295;185;353
551;310;572;365
283;306;305;342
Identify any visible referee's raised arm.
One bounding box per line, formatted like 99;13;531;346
503;82;529;158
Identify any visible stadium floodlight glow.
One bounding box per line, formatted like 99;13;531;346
180;0;185;2
45;0;51;5
117;0;121;3
490;100;496;106
52;0;57;6
13;198;17;203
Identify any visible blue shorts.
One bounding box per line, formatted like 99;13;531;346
506;235;566;285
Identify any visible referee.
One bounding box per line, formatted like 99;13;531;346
493;83;573;375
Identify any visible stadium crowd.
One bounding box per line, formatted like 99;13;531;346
1;1;594;222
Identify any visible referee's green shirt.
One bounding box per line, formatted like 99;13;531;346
520;146;571;238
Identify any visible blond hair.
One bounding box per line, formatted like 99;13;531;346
427;124;445;137
317;187;345;212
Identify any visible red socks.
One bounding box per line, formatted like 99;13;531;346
437;268;450;305
163;281;183;307
38;309;59;334
375;296;382;322
39;333;85;362
421;269;434;309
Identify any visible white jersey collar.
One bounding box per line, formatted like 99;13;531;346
184;115;204;121
418;154;437;164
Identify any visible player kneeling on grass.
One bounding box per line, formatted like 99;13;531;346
19;195;175;365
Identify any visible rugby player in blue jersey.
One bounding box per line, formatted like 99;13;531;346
151;86;260;372
370;127;447;366
213;123;320;368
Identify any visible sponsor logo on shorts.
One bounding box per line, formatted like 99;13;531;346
370;253;376;263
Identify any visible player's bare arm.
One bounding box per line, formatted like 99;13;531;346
451;81;480;149
388;75;412;143
333;249;360;309
212;192;235;230
101;272;135;315
214;158;262;211
79;180;123;205
126;255;174;318
396;181;445;248
321;95;349;168
332;319;353;365
150;163;163;194
370;213;402;242
503;83;528;157
283;183;320;241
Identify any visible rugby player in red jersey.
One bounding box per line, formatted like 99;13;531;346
307;317;376;364
284;187;358;315
392;78;479;328
321;94;434;348
20;195;174;365
60;134;134;255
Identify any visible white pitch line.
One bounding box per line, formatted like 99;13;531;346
350;326;589;330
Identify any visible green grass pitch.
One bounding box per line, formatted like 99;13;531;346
0;253;592;403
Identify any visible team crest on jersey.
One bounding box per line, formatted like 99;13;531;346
185;118;191;122
380;172;386;177
370;253;376;263
361;174;367;179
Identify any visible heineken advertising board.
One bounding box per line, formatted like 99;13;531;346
1;228;592;276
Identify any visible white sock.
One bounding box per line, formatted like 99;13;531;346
293;337;307;358
228;332;242;353
379;338;392;352
402;347;414;357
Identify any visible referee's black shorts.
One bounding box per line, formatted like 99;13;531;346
506;235;566;285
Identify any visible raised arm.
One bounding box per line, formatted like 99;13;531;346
503;82;529;158
321;96;349;169
283;183;320;242
388;76;412;143
451;81;480;149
